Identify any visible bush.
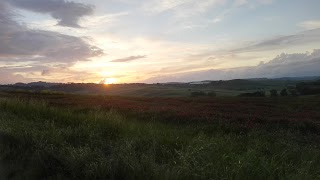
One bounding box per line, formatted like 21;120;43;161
190;91;206;97
40;90;65;95
270;89;278;97
190;91;217;97
296;81;320;95
280;89;288;96
239;91;265;97
288;89;298;96
207;91;216;97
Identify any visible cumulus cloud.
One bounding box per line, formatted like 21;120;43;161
145;49;320;83
110;55;146;62
5;0;94;28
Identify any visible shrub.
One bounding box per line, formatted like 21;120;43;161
296;81;320;95
190;91;206;97
288;89;298;96
270;89;278;97
207;91;216;97
280;89;288;96
40;90;65;95
239;91;265;97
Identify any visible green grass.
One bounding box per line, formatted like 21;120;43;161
0;98;320;179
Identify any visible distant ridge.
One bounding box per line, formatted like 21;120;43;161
13;81;61;87
1;76;319;86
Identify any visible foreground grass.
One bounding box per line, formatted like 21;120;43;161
0;98;320;179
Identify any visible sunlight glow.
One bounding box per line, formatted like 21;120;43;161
104;78;117;84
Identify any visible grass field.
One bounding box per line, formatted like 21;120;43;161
101;85;245;97
1;91;320;179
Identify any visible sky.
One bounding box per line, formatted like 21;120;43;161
0;0;320;84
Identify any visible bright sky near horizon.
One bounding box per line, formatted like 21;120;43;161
1;0;320;84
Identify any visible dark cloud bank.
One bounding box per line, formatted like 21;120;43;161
146;49;320;83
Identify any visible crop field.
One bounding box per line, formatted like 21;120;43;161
1;91;320;179
2;91;320;126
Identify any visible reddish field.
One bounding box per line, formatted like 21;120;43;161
2;92;320;129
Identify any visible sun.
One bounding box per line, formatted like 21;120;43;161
104;78;117;84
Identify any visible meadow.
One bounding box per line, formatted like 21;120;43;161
0;91;320;179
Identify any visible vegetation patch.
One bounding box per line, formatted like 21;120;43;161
0;95;320;179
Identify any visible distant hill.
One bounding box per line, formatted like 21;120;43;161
13;81;61;87
1;76;320;97
273;76;320;81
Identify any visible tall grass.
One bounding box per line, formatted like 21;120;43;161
0;98;320;179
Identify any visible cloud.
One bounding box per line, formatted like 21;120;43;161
41;69;51;76
144;0;226;17
234;0;273;6
5;0;94;28
298;20;320;30
212;17;222;23
0;67;31;84
0;1;103;63
0;63;105;84
234;0;248;6
233;28;320;53
110;55;146;62
144;49;320;83
81;12;129;28
0;30;104;62
0;1;103;84
258;0;274;5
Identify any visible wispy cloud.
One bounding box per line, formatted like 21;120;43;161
258;0;274;5
212;0;276;28
80;12;129;28
110;55;147;62
233;28;320;52
298;20;320;30
143;0;226;17
233;0;248;6
234;0;274;7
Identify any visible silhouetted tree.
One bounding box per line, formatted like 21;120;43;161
239;91;265;97
190;91;206;97
296;81;320;95
280;89;288;96
207;91;216;97
270;89;278;97
288;89;298;96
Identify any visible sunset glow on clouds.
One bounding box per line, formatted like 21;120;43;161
0;0;320;84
